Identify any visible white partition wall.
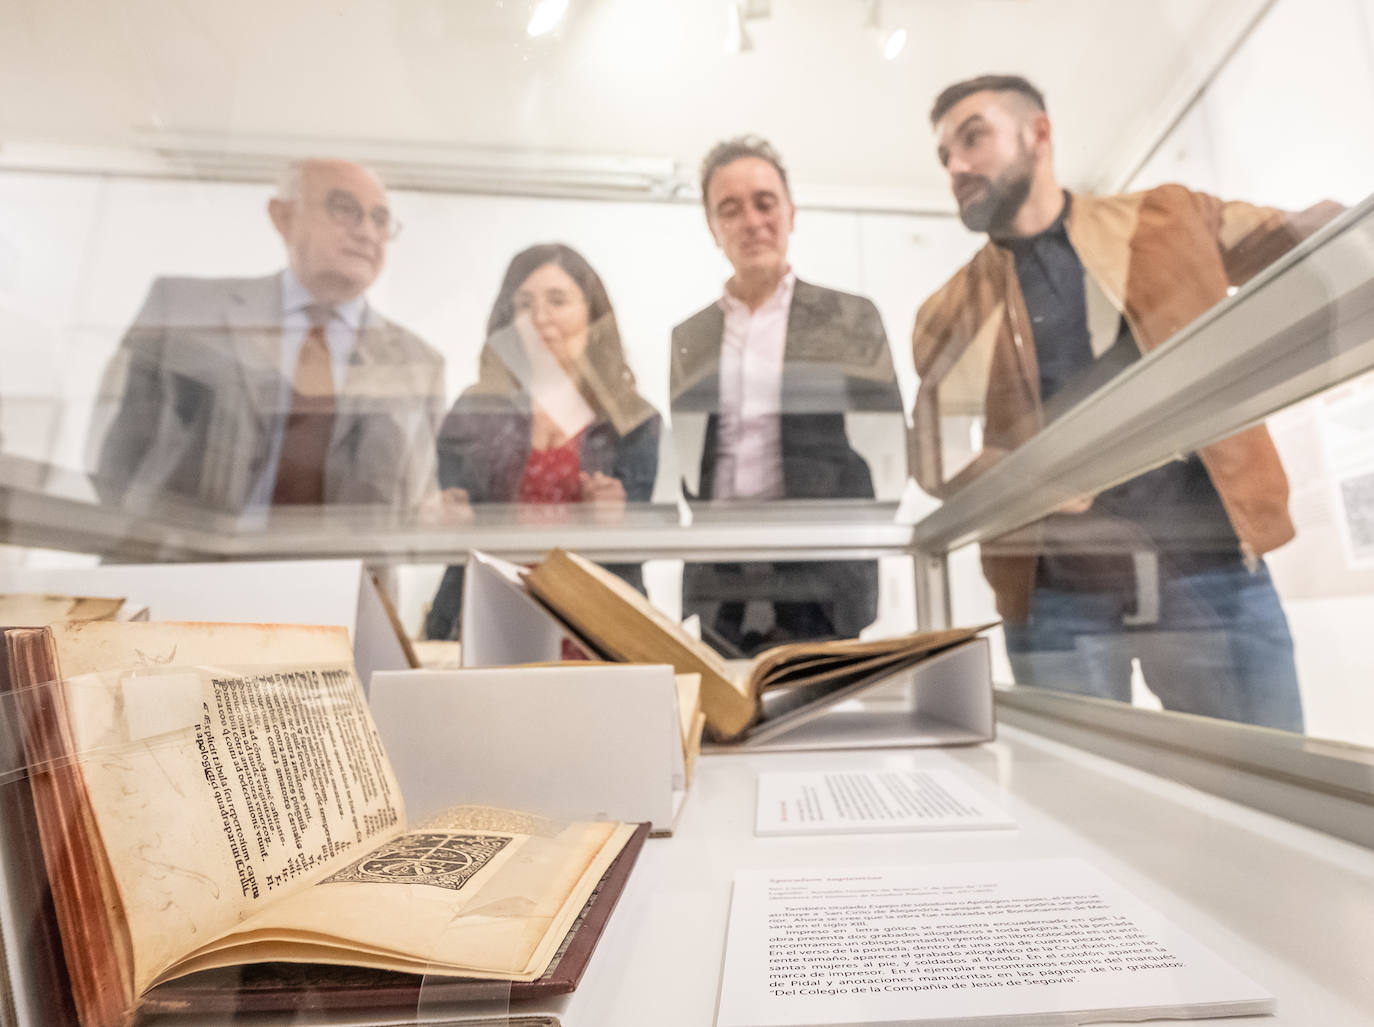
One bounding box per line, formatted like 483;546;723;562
1127;0;1374;205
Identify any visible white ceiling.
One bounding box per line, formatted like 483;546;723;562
0;0;1266;207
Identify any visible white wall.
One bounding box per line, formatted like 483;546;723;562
1129;0;1374;207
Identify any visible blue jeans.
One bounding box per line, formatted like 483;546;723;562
1003;562;1304;732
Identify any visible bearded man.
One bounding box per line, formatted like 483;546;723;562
909;74;1340;731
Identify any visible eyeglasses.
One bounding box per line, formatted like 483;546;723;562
323;189;402;240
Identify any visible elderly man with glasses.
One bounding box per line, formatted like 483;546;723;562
90;158;446;515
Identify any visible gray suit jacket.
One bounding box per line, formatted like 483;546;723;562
91;272;445;515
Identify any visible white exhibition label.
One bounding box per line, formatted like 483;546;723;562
715;857;1273;1027
755;768;1015;836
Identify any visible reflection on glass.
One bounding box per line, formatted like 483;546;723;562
953;365;1374;749
671;136;906;656
927;310;999;486
914;75;1344;732
87;158;445;516
425;243;661;640
0;232;62;474
0;1;1367;744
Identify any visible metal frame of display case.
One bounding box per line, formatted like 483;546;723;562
0;467;920;565
2;199;1373;847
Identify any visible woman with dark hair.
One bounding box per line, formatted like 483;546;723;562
425;243;662;640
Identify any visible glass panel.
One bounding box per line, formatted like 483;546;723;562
909;0;1374;498
913;159;1353;498
0;0;1369;666
951;364;1374;749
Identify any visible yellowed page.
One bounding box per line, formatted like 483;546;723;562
49;621;407;996
160;820;633;982
674;672;702;754
750;624;994;692
686;710;706;784
413;639;463;669
0;593;124;623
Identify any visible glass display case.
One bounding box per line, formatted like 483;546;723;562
1;0;1373;1023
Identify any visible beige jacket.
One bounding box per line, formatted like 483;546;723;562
911;184;1342;619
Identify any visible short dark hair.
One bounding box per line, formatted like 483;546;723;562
699;135;790;210
929;74;1046;126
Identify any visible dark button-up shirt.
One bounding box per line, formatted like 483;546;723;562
998;195;1241;596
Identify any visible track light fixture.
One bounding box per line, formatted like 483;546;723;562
721;1;904;59
527;0;569;38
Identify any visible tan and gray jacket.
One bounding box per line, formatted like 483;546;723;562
910;184;1342;619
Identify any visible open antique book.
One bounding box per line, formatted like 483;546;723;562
523;549;991;741
2;620;642;1027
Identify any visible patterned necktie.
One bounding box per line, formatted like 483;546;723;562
272;304;337;504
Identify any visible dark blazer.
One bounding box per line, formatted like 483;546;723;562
424;387;662;640
670;279;904;643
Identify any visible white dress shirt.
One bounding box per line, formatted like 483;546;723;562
245;269;365;509
711;271;794;500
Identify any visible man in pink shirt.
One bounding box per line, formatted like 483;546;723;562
671;136;904;655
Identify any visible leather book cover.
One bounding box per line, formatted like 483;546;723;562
0;629;81;1027
135;820;651;1017
0;624;649;1025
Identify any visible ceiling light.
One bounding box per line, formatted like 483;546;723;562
126;133;689;202
527;0;569;38
882;27;907;60
724;2;754;54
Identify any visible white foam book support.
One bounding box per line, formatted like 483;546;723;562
369;664;687;834
461;551;994;752
734;637;996;752
461;550;594;665
0;559;408;692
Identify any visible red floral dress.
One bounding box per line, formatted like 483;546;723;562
516;429;586;504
